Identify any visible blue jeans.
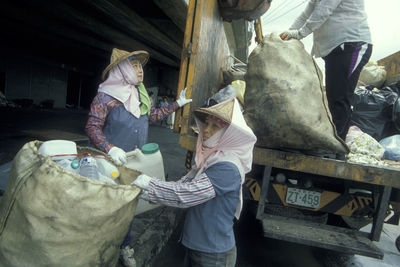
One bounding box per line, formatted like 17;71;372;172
121;219;134;248
183;246;237;267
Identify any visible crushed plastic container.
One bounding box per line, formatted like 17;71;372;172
125;143;165;215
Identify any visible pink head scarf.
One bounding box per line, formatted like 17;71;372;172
193;98;257;218
98;59;143;118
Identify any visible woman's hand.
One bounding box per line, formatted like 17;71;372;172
280;30;301;40
131;174;152;190
108;146;127;165
177;87;193;107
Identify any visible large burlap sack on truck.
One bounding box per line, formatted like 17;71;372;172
244;33;348;153
0;141;141;267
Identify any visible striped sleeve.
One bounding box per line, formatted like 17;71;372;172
142;172;216;208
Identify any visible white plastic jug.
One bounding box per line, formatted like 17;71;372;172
38;140;77;160
125;143;165;215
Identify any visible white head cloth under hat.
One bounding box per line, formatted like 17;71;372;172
193;98;257;219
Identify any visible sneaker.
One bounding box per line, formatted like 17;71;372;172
396;235;400;253
120;246;137;267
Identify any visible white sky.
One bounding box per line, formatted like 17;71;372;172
253;0;400;70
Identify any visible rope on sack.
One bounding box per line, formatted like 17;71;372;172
229;55;246;65
50;153;112;160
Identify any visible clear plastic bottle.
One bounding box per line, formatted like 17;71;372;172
79;156;99;180
55;159;78;173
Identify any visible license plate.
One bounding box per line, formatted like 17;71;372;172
285;187;321;208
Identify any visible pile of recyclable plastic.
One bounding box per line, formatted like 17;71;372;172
38;140;119;184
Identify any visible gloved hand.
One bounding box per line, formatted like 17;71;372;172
108;146;127;165
176;87;193;107
280;30;302;40
132;174;152;190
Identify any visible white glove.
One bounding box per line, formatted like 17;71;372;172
132;174;152;190
108;146;127;165
176;87;193;107
280;30;302;40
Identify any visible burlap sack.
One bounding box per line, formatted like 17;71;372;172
244;33;348;153
0;141;141;267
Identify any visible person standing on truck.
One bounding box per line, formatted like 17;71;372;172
84;47;192;267
279;0;373;144
132;98;257;267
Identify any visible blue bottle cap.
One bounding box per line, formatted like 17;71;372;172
71;160;80;169
141;143;159;154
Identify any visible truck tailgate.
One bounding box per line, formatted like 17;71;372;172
260;214;383;259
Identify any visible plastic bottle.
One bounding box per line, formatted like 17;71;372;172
125;143;165;181
79;156;99;180
96;158;120;179
55;159;78;173
125;143;165;215
231;80;246;107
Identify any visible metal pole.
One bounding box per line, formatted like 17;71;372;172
254;18;263;44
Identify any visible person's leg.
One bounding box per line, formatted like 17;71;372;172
183;248;192;267
120;220;136;267
224;246;237;267
121;219;134;248
323;42;372;140
186;246;237;267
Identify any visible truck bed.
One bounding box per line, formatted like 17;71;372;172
180;134;400;190
253;147;400;190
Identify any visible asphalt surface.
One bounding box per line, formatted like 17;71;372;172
0;106;399;267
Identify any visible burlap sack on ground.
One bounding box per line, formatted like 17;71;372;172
244;33;348;153
0;141;141;267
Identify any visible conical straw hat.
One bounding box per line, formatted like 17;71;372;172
102;48;149;80
194;98;235;124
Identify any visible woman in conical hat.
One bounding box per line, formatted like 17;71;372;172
85;48;192;165
85;48;192;266
133;97;257;267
